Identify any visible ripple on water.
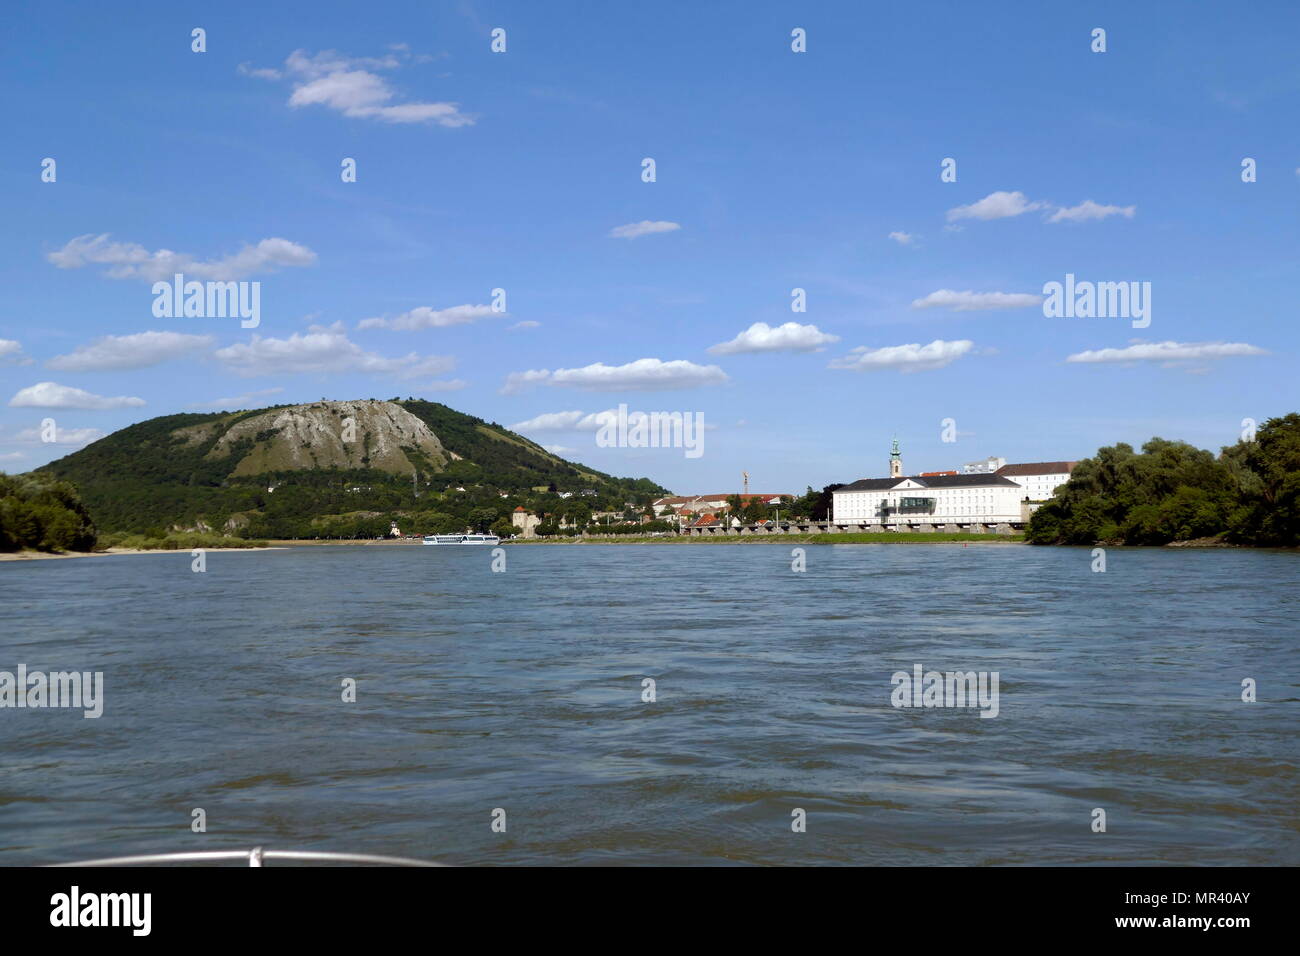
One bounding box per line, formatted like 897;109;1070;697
1;543;1297;865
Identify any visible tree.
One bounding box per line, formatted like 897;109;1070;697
1027;417;1300;546
809;484;843;520
0;472;97;552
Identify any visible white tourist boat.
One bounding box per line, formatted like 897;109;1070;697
422;534;500;546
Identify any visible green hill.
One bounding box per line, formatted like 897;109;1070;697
35;398;667;538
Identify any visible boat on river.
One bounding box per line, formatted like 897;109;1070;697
422;534;500;545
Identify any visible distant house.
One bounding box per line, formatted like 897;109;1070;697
511;506;542;538
652;493;791;516
962;457;1006;475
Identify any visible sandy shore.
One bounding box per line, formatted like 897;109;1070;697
0;547;287;562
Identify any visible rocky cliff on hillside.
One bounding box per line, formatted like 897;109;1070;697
174;400;446;476
35;396;669;535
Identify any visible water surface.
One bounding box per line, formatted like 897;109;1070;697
2;543;1296;865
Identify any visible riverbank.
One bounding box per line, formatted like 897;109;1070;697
0;546;286;562
258;533;1026;546
509;532;1026;545
263;538;421;547
12;535;1291;557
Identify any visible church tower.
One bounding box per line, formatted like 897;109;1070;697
889;437;902;478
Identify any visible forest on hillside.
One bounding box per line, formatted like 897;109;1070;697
29;399;667;540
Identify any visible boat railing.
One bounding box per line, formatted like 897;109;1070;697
47;847;446;867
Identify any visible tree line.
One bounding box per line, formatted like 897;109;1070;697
0;472;97;551
1027;413;1300;546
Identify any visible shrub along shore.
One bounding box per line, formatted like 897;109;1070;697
95;532;269;551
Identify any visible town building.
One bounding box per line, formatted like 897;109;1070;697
993;461;1077;501
511;506;541;537
833;472;1026;524
688;513;722;529
962;456;1006;474
832;444;1077;526
651;492;791;517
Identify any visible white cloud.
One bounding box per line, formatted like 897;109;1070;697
1047;200;1136;223
707;321;840;355
186;387;285;410
48;234;316;282
8;382;145;409
888;231;917;246
911;289;1043;311
10;425;105;445
541;444;578;455
213;322;454;379
829;340;975;373
507;320;540;331
512;408;717;436
502;358;727;394
1065;341;1267;364
499;369;553;394
244;48;473;127
510;408;664;433
358;304;497;331
609;220;681;239
946;191;1136;225
511;411;587;432
0;451;25;462
575;410;630;431
0;339;33;365
48;331;214;372
947;191;1047;222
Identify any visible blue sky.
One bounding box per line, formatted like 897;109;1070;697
3;0;1298;493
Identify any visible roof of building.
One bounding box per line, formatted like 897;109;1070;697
834;474;1023;492
994;461;1078;476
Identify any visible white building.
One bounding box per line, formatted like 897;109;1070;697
833;473;1026;524
832;447;1077;525
993;461;1077;501
962;456;1006;475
